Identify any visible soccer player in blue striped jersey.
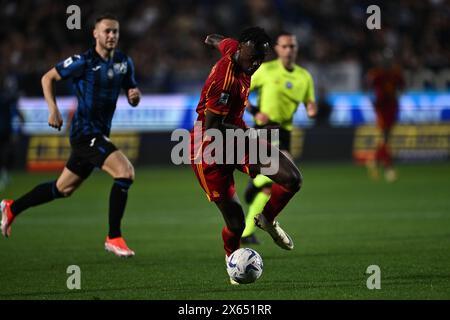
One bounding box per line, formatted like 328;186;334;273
1;14;141;257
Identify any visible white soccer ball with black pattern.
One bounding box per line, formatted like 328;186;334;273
227;248;263;284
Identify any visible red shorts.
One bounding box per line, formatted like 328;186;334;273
191;162;253;202
190;131;258;202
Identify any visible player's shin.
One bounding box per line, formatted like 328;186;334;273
108;178;133;238
242;191;270;237
222;226;241;257
261;183;298;223
10;181;64;216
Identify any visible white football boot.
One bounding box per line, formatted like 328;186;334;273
254;213;294;250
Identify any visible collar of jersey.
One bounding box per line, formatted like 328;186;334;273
91;46;117;63
277;59;297;73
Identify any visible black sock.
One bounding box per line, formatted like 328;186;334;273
11;181;64;216
108;178;133;239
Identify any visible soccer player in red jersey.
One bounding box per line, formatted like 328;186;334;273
190;27;302;283
366;49;404;182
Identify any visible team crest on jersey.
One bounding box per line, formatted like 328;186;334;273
286;81;293;89
113;62;128;75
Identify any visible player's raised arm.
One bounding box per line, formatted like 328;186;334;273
41;67;63;131
205;35;241;57
204;34;225;49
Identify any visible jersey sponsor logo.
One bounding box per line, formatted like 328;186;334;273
219;92;230;105
113;62;128;75
92;66;101;71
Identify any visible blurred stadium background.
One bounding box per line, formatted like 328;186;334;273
1;0;449;169
0;0;449;299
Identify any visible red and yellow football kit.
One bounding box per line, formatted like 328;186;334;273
368;66;404;130
190;38;254;202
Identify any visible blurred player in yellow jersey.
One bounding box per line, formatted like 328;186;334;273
242;31;317;244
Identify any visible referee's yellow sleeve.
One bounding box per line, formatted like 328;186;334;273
250;65;264;91
305;72;316;103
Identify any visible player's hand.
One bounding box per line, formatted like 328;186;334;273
306;102;318;118
48;110;63;131
255;112;269;125
127;88;141;107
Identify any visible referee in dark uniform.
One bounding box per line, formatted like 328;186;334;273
1;14;141;257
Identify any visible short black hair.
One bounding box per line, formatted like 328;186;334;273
275;30;295;42
95;13;119;26
238;27;271;54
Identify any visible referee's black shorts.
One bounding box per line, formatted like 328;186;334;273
66;134;118;179
255;123;291;153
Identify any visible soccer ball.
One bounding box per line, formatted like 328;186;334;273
226;248;263;284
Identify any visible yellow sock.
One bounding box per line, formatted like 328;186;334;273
242;191;270;237
253;174;272;188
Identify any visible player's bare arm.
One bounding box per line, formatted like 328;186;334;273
255;111;269;125
306;101;318;118
127;87;141;107
204;34;225;49
205;109;242;132
41;67;63;131
246;101;269;125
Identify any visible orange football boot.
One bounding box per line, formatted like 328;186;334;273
104;236;135;257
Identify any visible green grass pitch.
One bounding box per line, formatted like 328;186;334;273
0;163;449;299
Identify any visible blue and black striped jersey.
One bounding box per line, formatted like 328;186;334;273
55;47;137;141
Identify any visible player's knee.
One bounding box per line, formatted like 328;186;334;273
56;184;77;197
117;164;135;181
286;169;302;193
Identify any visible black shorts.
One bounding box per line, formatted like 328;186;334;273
66;134;118;179
0;133;11;146
278;128;291;152
0;133;12;166
255;123;291;153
